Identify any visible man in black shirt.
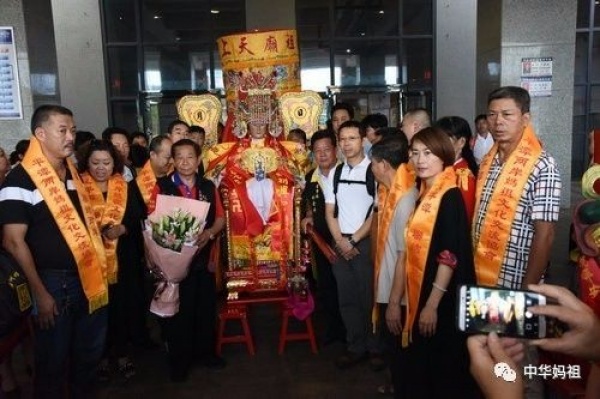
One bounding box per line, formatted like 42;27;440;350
0;105;108;398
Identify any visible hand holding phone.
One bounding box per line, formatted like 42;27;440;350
457;285;547;339
528;284;600;361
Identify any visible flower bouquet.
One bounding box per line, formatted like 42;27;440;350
143;194;210;317
151;208;203;252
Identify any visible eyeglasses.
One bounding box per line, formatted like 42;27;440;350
338;136;362;142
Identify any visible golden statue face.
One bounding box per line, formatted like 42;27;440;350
249;123;267;139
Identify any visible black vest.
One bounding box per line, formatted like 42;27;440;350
302;168;333;242
156;173;217;266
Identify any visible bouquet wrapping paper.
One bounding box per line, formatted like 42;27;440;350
144;195;210;317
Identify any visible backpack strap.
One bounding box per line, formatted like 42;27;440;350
332;163;344;218
366;166;375;198
332;163;376;220
364;166;376;218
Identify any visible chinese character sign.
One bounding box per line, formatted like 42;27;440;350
0;27;23;120
217;29;301;111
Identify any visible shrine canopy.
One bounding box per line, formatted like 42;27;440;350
217;30;303;139
217;29;301;104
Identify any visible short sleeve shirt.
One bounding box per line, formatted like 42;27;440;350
472;150;561;289
377;187;418;303
0;165;84;271
323;157;374;234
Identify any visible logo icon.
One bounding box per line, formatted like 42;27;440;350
494;362;517;382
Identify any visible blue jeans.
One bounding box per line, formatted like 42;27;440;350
34;270;108;399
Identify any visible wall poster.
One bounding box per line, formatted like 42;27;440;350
520;57;553;97
0;27;23;120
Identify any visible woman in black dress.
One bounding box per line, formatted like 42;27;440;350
79;140;147;381
392;127;479;398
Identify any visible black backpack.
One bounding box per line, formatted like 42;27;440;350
0;248;32;338
332;162;376;218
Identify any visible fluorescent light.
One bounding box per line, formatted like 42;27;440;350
379;10;385;14
211;9;220;14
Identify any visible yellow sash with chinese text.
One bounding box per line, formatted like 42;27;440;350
22;137;108;313
473;125;542;286
81;173;127;284
372;164;414;332
403;166;456;347
136;160;156;207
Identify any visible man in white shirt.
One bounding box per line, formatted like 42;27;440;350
325;120;378;370
472;114;494;165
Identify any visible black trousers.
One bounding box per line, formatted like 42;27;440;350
312;244;346;340
391;306;481;399
106;259;149;358
158;266;217;378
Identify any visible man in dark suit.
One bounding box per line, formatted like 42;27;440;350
301;129;345;345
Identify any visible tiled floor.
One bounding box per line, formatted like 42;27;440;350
7;182;584;398
95;303;386;399
93;182;582;399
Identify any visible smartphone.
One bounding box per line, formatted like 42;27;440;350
457;285;547;339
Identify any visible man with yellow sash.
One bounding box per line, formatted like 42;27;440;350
369;135;417;390
136;134;172;208
473;86;561;291
0;105;108;398
472;87;561;399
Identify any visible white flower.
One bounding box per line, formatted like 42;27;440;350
151;209;200;252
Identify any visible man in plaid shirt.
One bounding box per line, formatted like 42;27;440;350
473;86;561;290
472;86;561;399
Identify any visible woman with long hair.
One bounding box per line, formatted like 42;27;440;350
392;127;478;398
434;116;478;224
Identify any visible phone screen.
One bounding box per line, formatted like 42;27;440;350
459;285;546;339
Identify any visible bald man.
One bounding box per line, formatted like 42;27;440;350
400;108;431;141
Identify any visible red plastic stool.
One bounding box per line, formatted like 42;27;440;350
278;305;318;354
216;303;255;356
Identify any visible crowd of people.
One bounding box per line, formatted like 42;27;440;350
0;86;598;399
